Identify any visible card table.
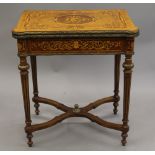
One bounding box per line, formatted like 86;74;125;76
12;10;139;147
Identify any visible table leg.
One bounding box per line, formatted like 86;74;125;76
113;55;121;114
18;56;33;147
121;54;134;146
30;56;40;115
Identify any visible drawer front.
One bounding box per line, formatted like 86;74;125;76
17;38;134;55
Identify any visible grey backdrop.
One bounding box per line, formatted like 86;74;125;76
0;3;155;151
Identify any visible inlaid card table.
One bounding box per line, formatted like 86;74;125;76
12;10;139;147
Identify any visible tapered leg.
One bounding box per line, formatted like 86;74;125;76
30;56;40;115
121;54;134;146
113;55;121;114
18;56;33;147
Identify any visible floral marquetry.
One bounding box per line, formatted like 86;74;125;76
17;38;134;55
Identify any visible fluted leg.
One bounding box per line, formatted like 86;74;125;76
18;56;33;147
121;54;134;146
113;55;121;114
30;56;40;115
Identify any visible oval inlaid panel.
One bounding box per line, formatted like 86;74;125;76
56;14;94;24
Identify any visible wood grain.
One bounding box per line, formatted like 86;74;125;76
12;10;139;38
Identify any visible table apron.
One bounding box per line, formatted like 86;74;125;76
17;38;134;56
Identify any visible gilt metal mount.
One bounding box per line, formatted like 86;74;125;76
73;104;81;113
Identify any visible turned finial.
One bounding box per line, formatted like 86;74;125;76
73;104;80;113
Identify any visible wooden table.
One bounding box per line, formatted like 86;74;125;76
12;10;139;147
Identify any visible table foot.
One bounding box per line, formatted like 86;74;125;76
121;132;128;146
113;108;118;115
34;102;40;115
113;95;120;115
27;132;33;147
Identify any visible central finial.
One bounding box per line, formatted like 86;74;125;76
73;104;80;113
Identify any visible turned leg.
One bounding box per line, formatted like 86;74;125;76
113;55;121;114
30;56;40;115
121;54;134;146
18;56;33;147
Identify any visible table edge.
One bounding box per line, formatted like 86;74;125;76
12;30;139;39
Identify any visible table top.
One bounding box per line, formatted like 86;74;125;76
12;10;139;38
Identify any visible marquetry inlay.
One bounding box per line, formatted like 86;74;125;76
17;38;134;55
55;14;94;24
12;9;139;147
13;10;138;34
